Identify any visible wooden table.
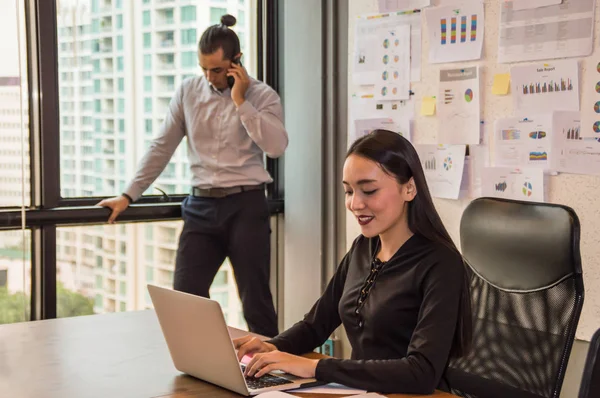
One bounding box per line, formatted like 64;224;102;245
0;310;455;398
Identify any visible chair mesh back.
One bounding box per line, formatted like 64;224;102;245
449;266;582;398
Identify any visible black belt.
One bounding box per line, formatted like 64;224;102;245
191;184;265;198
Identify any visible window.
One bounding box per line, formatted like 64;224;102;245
145;225;153;240
238;10;246;27
210;8;227;25
162;9;174;24
181;6;196;22
181;28;196;46
181;51;196;69
14;1;262;331
142;10;151;26
95;295;103;309
145;245;154;261
213;270;227;286
0;231;31;324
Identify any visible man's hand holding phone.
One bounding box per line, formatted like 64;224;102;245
228;59;250;108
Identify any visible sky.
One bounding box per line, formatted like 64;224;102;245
0;0;24;77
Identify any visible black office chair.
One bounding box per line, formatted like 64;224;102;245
579;328;600;398
447;197;584;398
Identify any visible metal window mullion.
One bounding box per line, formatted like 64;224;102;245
37;0;61;209
30;226;57;320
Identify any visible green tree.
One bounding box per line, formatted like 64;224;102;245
0;287;29;324
57;282;94;318
0;282;94;324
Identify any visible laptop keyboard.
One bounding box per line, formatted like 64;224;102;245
240;364;294;390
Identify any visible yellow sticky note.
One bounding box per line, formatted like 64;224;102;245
421;97;436;116
492;73;510;95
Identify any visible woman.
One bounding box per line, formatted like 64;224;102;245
234;130;472;394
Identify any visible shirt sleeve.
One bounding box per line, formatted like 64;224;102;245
124;82;186;201
315;251;465;395
267;238;361;355
237;86;288;159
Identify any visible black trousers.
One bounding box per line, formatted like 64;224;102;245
174;189;279;337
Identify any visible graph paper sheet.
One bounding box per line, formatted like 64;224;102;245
414;144;466;200
498;0;595;64
493;114;554;172
482;167;545;203
438;66;481;144
510;60;579;117
425;2;484;64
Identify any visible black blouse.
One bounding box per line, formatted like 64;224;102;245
268;233;465;394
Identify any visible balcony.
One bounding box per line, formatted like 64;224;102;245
159;39;175;48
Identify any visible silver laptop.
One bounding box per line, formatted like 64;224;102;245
147;284;323;396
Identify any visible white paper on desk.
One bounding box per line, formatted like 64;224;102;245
438;66;480;144
510;60;579;117
378;0;430;13
510;0;562;11
552;111;600;175
414;144;466;200
425;2;484;64
493;114;553;171
349;97;414;147
498;0;595;64
355;11;422;83
482;167;545;203
288;382;367;395
375;25;410;100
255;391;295;397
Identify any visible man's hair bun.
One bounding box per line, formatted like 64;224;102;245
220;14;237;27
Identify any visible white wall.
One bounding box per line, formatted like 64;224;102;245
281;0;325;329
347;0;600;341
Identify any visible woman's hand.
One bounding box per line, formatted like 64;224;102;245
244;351;319;379
233;335;277;362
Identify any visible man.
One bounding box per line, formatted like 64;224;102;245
98;15;286;337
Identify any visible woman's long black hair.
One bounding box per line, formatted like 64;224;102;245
347;129;472;358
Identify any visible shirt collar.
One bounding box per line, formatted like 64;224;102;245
208;82;230;95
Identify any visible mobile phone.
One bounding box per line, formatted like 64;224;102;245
227;56;242;89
